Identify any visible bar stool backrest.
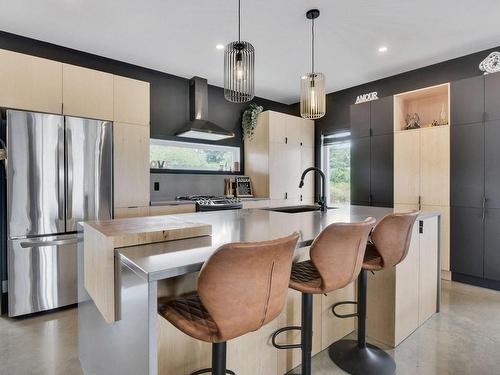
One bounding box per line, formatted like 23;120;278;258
371;212;419;268
197;232;299;342
310;218;376;293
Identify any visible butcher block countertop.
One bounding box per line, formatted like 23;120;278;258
81;216;212;323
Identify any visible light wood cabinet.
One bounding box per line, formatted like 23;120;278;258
149;204;196;216
394;130;420;206
420;126;450;206
114;206;150;219
245;111;315;203
367;216;439;347
394;85;450;271
114;75;150;125
0;49;63;113
113;122;150;209
63;64;114;120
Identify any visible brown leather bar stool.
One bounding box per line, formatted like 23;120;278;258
271;218;376;375
329;211;419;375
158;233;299;375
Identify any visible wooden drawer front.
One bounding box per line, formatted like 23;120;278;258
114;206;150;219
0;49;62;113
149;204;196;216
63;64;113;120
113;122;150;208
114;76;150;125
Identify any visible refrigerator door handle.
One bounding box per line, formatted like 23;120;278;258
66;125;73;221
58;126;65;222
20;238;81;248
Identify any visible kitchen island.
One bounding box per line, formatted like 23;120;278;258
78;206;441;375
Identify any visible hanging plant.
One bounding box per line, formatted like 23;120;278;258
242;104;263;140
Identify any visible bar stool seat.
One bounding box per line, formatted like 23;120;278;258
362;243;383;271
159;293;218;343
289;260;322;293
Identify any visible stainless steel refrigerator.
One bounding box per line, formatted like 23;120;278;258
4;109;112;316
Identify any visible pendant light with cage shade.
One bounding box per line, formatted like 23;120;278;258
224;0;255;103
300;9;326;119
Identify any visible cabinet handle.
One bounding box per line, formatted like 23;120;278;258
418;196;422;211
285;137;288;144
285;192;288;200
419;220;424;234
482;196;486;221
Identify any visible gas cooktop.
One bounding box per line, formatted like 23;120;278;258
176;195;242;211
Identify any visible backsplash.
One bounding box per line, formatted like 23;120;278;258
150;173;238;202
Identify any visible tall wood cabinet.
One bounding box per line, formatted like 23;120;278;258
451;73;500;284
350;96;394;207
245;111;315;205
393;84;450;271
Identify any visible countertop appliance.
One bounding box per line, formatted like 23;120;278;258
175;195;242;212
3;109;112;316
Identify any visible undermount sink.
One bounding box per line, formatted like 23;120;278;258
263;205;324;213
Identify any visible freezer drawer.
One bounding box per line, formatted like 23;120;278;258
8;234;79;316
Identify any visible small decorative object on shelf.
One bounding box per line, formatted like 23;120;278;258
405;113;421;130
235;176;253;197
439;103;448;126
242;104;263;140
479;52;500;75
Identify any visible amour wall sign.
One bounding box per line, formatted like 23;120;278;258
355;92;378;104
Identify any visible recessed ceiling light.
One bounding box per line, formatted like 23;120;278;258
378;46;388;53
216;44;224;50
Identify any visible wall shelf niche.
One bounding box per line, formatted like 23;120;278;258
394;83;450;132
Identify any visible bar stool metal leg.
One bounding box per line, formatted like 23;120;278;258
190;342;236;375
301;293;313;375
328;270;396;375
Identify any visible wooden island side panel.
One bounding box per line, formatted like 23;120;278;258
83;216;212;323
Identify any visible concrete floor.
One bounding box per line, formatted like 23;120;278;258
1;280;499;375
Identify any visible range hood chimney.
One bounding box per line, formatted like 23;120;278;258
176;77;235;141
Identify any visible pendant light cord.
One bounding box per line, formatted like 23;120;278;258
311;17;315;74
238;0;241;43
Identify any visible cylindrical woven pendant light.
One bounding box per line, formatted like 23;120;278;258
224;0;255;103
300;9;326;119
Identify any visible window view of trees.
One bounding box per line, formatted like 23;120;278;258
328;141;350;204
150;140;239;171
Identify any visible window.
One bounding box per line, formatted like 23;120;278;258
150;139;241;173
321;132;351;205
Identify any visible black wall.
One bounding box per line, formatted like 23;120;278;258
0;31;292;149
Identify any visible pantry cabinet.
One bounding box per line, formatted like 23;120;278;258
245;111;315;205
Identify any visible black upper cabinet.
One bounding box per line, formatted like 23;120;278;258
485;120;500;208
485;72;500;121
350;102;370;138
350;136;371;206
485;208;500;282
451;206;484;278
451;76;484;126
451;122;484;208
371;96;394;136
371;134;394;205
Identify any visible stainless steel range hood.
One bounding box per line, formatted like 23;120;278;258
176;77;235;141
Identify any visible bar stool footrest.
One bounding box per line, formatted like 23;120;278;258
271;325;302;349
191;369;236;375
331;300;358;319
328;339;396;375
